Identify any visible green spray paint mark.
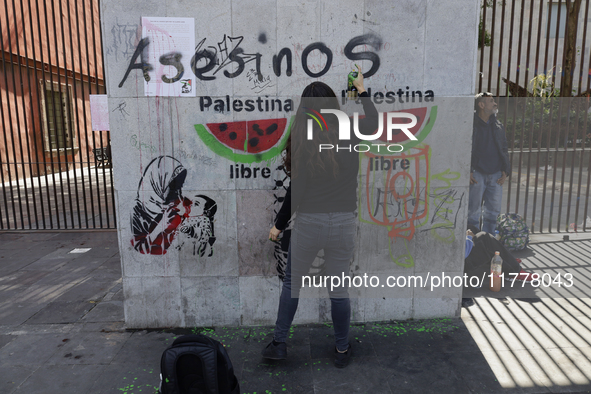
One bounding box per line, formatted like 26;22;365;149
390;238;414;268
368;318;458;338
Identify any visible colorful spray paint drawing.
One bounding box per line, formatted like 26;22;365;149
360;149;465;267
358;105;437;268
357;104;462;267
194;117;293;163
360;145;431;268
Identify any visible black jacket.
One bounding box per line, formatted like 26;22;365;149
471;113;511;175
274;92;379;230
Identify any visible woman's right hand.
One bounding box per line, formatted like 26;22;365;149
352;65;365;94
269;226;281;241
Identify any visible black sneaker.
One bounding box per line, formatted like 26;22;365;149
262;341;287;360
334;345;351;368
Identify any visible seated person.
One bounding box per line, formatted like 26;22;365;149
464;229;538;282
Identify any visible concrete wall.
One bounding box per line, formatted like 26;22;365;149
100;0;481;328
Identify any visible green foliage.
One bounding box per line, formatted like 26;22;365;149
478;1;509;48
500;67;591;150
478;18;492;48
502;97;591;149
529;69;559;100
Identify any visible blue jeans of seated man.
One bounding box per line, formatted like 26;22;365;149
468;170;503;234
273;212;356;352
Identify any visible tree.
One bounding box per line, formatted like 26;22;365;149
560;0;583;97
478;0;504;49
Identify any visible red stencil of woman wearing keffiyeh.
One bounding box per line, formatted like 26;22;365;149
130;156;192;255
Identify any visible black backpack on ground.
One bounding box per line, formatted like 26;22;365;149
158;334;240;394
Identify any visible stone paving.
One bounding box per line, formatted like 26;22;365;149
1;231;590;393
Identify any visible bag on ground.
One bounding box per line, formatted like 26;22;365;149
496;213;529;251
159;334;240;394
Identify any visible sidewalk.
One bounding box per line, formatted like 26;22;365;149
1;231;590;393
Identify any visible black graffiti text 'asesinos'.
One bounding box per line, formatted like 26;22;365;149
344;34;382;78
118;37;152;88
118;33;383;87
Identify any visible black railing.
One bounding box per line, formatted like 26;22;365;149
478;0;591;233
0;0;114;230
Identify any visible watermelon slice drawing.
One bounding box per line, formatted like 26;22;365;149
363;106;437;155
195;117;293;163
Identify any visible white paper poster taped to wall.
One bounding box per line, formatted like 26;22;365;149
89;94;110;131
142;17;196;97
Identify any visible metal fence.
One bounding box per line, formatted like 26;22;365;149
478;0;591;233
0;0;114;230
2;0;590;234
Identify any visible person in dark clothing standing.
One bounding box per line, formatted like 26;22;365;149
264;68;378;368
468;92;511;234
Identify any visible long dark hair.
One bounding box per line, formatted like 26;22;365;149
283;82;340;178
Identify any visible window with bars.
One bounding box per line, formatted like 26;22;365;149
39;80;77;151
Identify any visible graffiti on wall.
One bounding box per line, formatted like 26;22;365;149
194;116;292;164
361;145;464;268
107;22;140;62
118;32;383;89
421;170;464;244
130;156;217;256
177;195;217;257
361;146;430;268
358;105;464;267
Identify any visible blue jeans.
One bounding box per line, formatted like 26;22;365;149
273;212;356;352
468;170;503;234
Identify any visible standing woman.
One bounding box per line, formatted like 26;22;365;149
264;68;378;368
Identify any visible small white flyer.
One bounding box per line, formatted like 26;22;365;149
89;94;110;131
142;17;196;97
